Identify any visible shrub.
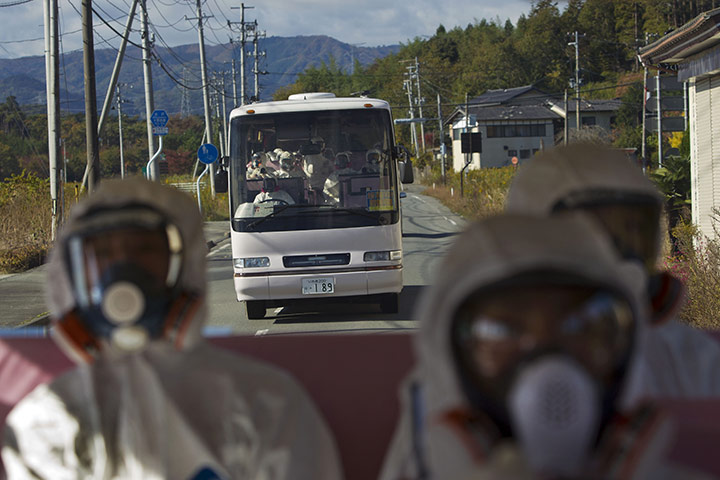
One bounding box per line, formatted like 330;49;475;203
664;218;720;329
420;166;516;220
0;172;51;273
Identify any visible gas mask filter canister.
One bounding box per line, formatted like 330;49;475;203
508;355;601;476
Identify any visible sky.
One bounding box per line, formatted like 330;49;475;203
0;0;545;59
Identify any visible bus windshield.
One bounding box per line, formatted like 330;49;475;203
229;108;399;233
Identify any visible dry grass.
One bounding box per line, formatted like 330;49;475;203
420;166;516;220
664;220;720;329
0;173;52;272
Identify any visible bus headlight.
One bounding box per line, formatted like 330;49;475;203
234;257;270;268
364;250;402;262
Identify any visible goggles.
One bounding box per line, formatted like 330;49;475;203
451;274;636;430
552;191;662;270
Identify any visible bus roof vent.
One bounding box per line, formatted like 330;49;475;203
288;92;336;101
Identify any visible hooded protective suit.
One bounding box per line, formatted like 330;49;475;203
504;144;720;397
380;214;703;480
2;178;342;480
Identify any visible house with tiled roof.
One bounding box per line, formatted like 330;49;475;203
639;7;720;240
444;86;621;170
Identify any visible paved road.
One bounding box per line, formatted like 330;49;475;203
204;184;466;335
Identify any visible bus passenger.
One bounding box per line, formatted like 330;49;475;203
381;214;702;480
254;176;295;205
362;148;381;174
323;151;356;204
303;136;333;196
505;143;720;398
246;152;268;179
2;177;341;480
274;151;304;179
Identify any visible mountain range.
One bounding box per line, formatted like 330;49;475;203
0;35;399;117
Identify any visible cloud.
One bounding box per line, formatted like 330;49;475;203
0;0;533;58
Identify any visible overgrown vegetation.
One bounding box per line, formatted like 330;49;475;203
0;172;52;272
420;166;516;220
665;219;720;329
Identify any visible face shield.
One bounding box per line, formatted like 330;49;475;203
366;149;380;165
450;272;636;475
551;191;662;271
62;207;184;352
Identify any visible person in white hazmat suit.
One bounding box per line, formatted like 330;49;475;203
381;214;708;480
323;152;356;205
1;177;342;480
303;137;333;195
504;143;720;397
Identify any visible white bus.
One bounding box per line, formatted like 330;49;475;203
223;93;413;319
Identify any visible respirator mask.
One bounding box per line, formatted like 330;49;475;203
451;273;636;476
59;206;186;355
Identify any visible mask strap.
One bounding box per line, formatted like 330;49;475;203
162;292;202;349
438;408;497;464
593;404;672;479
53;309;101;363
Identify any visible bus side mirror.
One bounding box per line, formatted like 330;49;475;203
395;145;414;184
214;156;229;193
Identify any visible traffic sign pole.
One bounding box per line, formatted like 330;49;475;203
196;143;218;213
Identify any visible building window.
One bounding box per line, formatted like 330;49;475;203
581;116;596;126
520;149;531;159
486;124;546;138
453;129;461;140
507;149;517;157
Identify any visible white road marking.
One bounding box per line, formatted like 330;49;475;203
255;329;269;336
443;216;457;226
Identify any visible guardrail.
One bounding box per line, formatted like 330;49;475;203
170;182;200;194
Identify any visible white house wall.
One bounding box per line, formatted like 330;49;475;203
450;122;555;171
689;75;720;239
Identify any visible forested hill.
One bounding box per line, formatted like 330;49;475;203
0;35;399;116
278;0;716;108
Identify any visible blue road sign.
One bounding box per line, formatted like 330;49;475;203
150;109;169;127
197;143;219;165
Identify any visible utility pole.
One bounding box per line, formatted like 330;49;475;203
248;23;266;100
181;66;191;117
188;0;215;196
116;84;126;178
230;3;253;105
403;71;418;158
415;57;425;152
564;89;569;145
437;93;445;183
231;59;238;106
641;66;648;169
44;0;61;239
221;73;228;155
656;70;663;168
82;0;100;192
141;0;157;180
97;0;138;137
568;31;583;132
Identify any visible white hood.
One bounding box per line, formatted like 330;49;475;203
46;177;208;354
505;143;662;215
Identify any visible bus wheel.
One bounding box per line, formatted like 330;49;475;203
246;300;266;319
379;293;399;314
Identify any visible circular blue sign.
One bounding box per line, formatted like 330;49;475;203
197;143;219;165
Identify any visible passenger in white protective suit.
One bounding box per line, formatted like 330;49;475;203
504;143;720;397
380;214;708;480
303;136;333;194
2;177;341;480
323;151;356;205
254;176;295;205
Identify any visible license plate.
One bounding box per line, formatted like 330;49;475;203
302;277;335;295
